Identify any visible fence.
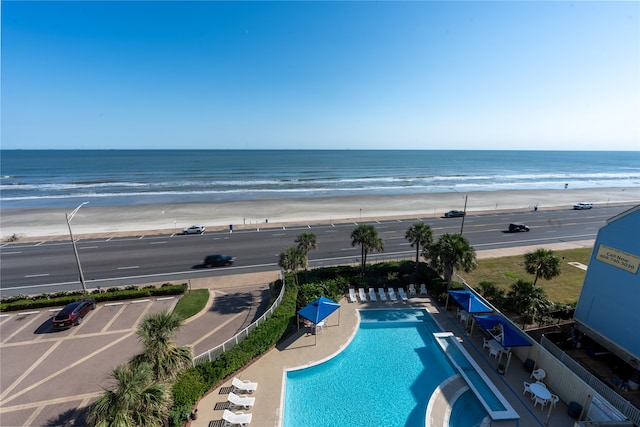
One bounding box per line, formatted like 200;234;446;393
192;270;285;366
541;335;640;426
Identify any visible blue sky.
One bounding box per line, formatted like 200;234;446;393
2;1;639;150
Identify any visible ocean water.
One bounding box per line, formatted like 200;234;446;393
1;150;638;209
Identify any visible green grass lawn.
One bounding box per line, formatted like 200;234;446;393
460;248;593;305
173;288;209;319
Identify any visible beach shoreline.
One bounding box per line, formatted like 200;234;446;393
2;187;639;241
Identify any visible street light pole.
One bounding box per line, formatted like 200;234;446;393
460;195;468;234
66;202;89;292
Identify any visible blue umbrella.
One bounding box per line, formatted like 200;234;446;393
297;296;340;344
448;290;493;314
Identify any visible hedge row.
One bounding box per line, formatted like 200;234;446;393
168;277;298;426
0;283;187;312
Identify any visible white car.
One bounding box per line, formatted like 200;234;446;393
573;202;593;210
182;225;205;234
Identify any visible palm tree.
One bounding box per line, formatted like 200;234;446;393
350;224;384;274
278;246;306;285
87;362;170;427
524;248;561;286
295;231;317;270
131;310;192;384
405;222;433;265
428;233;476;290
507;279;552;327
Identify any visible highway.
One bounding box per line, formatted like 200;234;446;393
1;205;631;296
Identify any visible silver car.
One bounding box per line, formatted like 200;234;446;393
573;203;593;210
182;225;205;234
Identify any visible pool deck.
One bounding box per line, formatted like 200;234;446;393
189;297;578;427
189;241;595;427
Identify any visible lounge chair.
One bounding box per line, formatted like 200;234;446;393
408;284;416;296
232;377;258;394
419;283;428;295
227;392;255;409
358;288;367;302
222;409;252;427
369;288;377;301
378;288;387;301
348;287;358;303
387;288;398;302
398;288;408;301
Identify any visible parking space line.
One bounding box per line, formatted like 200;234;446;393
101;304;128;333
0;391;102;414
0;313;43;345
190;311;245;348
0;332;134;406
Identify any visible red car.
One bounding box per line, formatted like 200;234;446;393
52;298;96;329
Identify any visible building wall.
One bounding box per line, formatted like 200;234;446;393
574;207;640;363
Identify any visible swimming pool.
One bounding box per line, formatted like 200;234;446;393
283;309;488;427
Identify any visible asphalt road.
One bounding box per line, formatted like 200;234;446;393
1;205;631;296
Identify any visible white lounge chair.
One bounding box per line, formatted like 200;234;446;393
232;377;258;394
378;288;387;301
388;288;398;302
222;409;252;427
420;283;428;295
227;392;255;409
398;288;408;301
358;288;367;302
348;287;358;303
369;288;377;301
408;284;416;296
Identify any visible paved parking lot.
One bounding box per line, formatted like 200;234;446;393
0;274;275;427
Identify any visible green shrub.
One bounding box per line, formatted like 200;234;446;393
172;368;207;408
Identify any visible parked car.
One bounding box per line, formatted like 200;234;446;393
508;223;530;232
183;225;205;234
573;202;593;210
203;254;236;267
444;210;466;218
52;298;96;329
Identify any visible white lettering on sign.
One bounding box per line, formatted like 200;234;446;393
595;244;640;274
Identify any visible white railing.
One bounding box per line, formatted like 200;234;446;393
192;271;286;366
541;336;640;426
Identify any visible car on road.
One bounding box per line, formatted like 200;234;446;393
573;202;593;210
444;210;466;218
203;254;236;267
52;298;96;329
183;225;205;234
508;223;530;232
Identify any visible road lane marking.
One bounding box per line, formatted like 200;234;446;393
117;265;139;270
24;274;50;278
150;241;167;245
1;251;21;254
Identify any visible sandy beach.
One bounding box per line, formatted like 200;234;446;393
2;187;639;241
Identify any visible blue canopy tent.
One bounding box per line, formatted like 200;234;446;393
473;314;533;373
448;290;493;314
297;296;341;344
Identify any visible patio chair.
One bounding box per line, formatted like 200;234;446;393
489;347;499;359
398;288;408;301
523;381;533;398
419;283;428;295
358;288;367;302
531;368;546;381
533;395;548;409
369;288;377;301
227;392;255;410
232;377;258;394
483;338;491;350
550;394;560;408
348;287;358;303
387;288;398;302
408;284;416;296
378;288;387;301
222;409;252;427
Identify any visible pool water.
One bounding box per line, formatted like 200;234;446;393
283;309;487;427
